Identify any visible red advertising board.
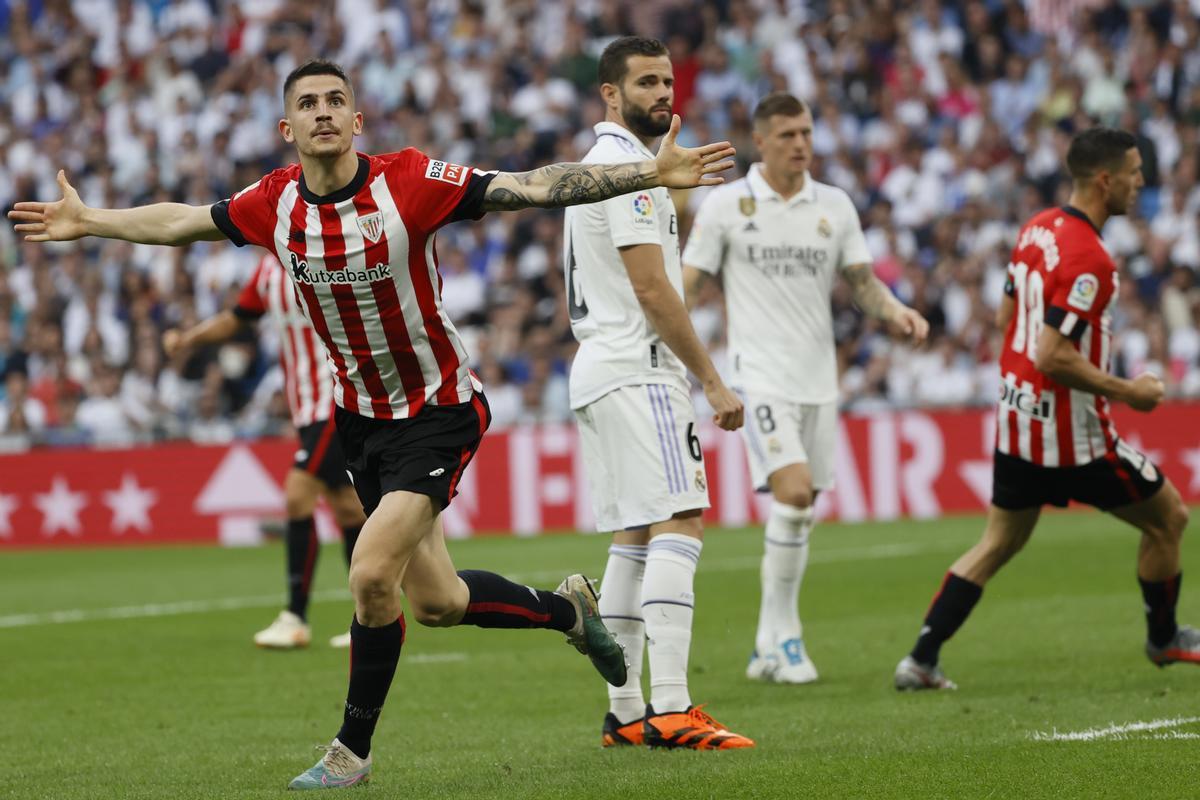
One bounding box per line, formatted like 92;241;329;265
1;402;1198;548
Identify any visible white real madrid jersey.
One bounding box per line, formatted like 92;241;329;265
682;164;872;404
563;121;688;409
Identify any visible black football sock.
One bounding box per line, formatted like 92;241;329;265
341;524;362;568
1140;572;1181;648
910;572;983;666
285;517;319;620
456;570;576;631
336;615;405;759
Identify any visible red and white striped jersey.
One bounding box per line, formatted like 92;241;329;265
234;253;333;428
211;150;492;420
996;206;1120;467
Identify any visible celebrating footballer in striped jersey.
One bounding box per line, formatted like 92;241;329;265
163;252;365;651
10;57;737;790
894;127;1197;693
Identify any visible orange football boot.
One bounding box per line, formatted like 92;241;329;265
643;705;755;750
602;713;645;747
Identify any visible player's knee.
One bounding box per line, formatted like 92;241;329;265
285;483;316;519
1164;501;1189;543
774;485;813;509
332;503;366;528
348;564;396;605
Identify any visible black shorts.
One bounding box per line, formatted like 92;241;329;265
294;417;352;488
334;393;491;516
991;441;1164;512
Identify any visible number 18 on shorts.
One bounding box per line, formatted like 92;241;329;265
574;383;711;532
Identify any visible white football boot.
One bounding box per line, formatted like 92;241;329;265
288;739;372;790
747;638;818;684
328;631;352;649
254;610;312;649
894;655;957;690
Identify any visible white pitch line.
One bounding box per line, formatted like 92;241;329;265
404;652;468;664
508;540;933;586
1030;716;1200;742
0;588;349;630
0;539;939;631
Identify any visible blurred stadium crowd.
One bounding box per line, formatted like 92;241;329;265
2;0;1200;449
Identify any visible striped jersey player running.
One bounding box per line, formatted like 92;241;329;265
682;93;928;685
895;127;1197;691
9;58;738;790
164;252;366;650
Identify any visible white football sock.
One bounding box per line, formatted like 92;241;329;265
598;543;647;723
755;502;813;654
643;532;702;714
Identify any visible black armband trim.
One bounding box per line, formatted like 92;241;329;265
1044;304;1086;341
232;305;265;322
447;172;497;223
210;200;249;247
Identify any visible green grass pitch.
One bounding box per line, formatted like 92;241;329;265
3;511;1199;799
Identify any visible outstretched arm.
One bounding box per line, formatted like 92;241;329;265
843;262;930;344
9;171;223;246
162;310;249;359
482;114;734;212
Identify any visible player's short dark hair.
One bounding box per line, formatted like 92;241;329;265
283;59;354;104
752;92;810;129
1066;127;1138;180
598;36;669;86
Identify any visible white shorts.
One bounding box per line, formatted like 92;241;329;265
740;394;836;493
575;383;711;531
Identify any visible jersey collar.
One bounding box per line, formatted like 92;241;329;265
1061;205;1103;238
748;163;815;205
593;122;656;159
299;154;370;205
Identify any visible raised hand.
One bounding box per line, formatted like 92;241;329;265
654;115;736;189
8;171;89;242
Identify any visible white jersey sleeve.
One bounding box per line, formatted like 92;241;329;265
605;189;664;249
835;191;872;270
680;187;731;275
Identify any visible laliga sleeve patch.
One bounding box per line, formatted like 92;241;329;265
632;192;655;226
425;160;468;186
1067;273;1099;312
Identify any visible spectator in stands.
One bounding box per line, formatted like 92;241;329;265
2;0;1200;454
0;367;47;436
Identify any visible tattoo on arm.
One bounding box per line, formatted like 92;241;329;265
482;161;655;212
843;263;896;320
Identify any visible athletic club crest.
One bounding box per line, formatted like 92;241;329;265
739;197;756;216
356;212;384;243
